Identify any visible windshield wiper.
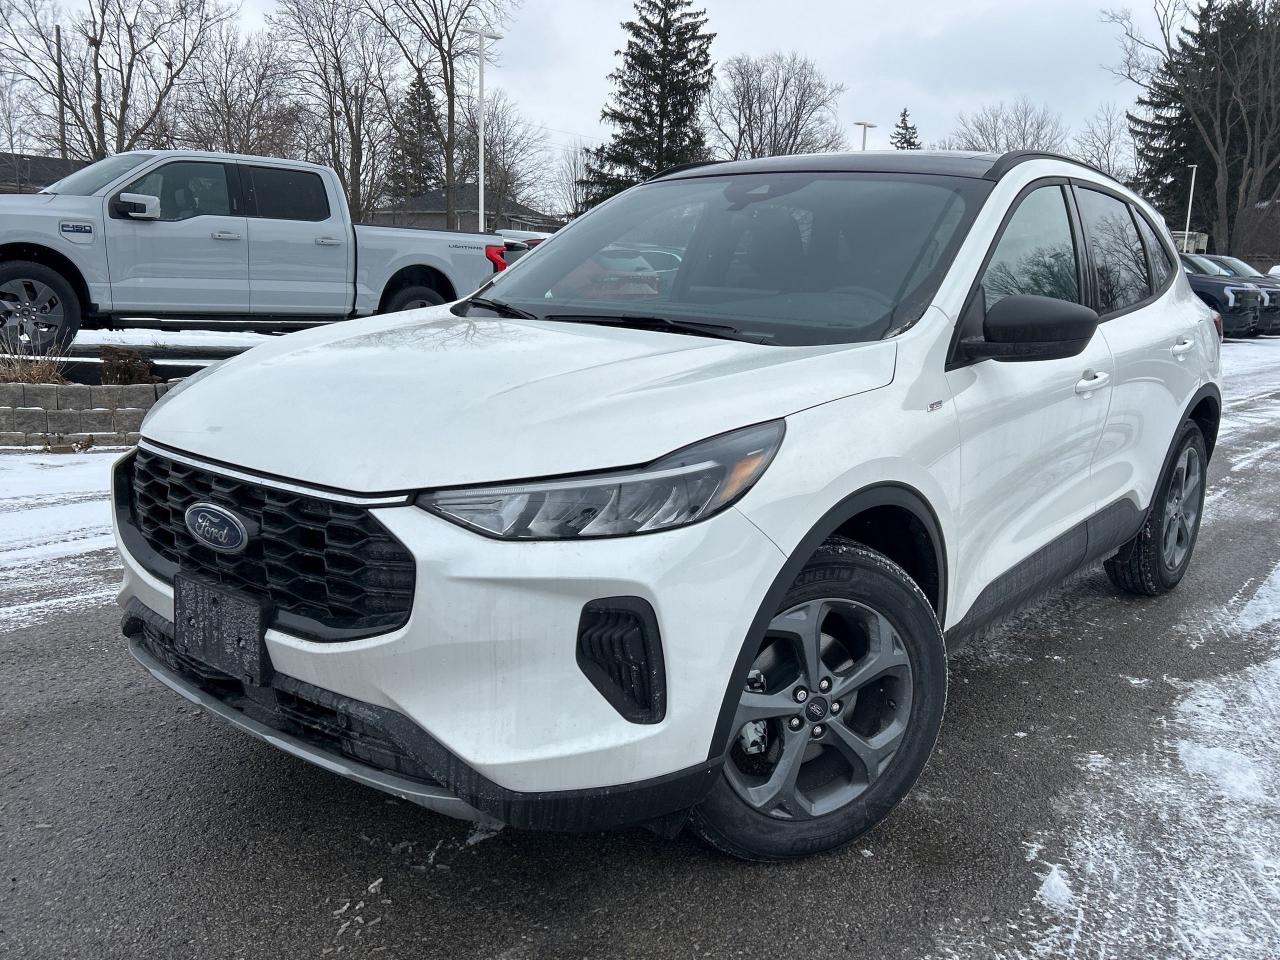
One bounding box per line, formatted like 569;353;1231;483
464;296;540;321
542;312;757;342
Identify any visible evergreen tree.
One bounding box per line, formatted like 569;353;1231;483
889;107;921;150
1127;0;1277;252
386;74;444;205
581;0;715;207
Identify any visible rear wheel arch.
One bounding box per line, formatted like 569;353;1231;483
708;483;948;760
1187;386;1220;461
378;264;456;313
0;242;93;315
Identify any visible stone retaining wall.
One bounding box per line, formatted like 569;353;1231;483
0;382;172;447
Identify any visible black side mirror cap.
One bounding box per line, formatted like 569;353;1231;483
961;294;1099;363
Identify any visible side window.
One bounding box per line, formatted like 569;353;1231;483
1135;213;1174;288
981;186;1080;307
1076;188;1151;315
246;166;331;221
120;162;232;222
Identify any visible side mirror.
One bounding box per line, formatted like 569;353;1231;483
961;294;1099;362
112;193;161;220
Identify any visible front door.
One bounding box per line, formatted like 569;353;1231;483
946;183;1115;620
103;160;249;314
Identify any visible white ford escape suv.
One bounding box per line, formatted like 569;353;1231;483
114;151;1221;860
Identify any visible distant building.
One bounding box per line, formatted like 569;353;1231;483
0;152;86;194
369;184;561;232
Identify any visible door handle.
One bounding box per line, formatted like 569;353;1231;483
315;237;343;246
211;230;241;241
1171;337;1195;357
1075;370;1110;396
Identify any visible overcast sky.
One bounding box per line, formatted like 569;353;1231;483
236;0;1160;155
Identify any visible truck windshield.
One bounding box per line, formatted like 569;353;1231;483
42;153;156;196
1215;256;1265;279
477;171;992;346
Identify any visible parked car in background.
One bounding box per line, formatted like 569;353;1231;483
116;150;1221;860
496;228;555;248
1270;264;1280;277
1201;254;1280;334
1179;253;1261;337
0;151;520;354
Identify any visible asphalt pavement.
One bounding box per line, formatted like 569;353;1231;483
2;338;1279;960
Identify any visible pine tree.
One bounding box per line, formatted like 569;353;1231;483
581;0;715;207
889;108;921;150
386;75;444;206
1128;0;1275;252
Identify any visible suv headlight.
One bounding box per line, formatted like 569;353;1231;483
417;421;785;540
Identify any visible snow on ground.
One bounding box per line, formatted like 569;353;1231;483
75;328;274;351
0;449;120;630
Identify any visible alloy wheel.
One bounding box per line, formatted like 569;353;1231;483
0;278;66;353
1162;445;1203;570
726;598;914;821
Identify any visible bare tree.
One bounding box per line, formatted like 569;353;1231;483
363;0;519;229
705;51;845;160
173;23;304;156
0;0;230;160
1071;102;1135;180
457;87;548;225
550;139;590;219
1107;1;1280;253
950;97;1069;153
271;0;396;219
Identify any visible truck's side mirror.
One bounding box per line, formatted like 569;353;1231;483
960;294;1099;363
112;193;161;221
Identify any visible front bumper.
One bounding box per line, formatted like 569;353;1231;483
1221;306;1259;337
114;445;788;828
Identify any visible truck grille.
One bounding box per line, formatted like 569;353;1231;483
122;448;415;642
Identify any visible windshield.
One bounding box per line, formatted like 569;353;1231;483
42;153;156;196
476;171;992;346
1184;254;1230;276
1216;256;1264;278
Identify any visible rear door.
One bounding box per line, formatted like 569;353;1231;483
243;164;352;315
104;159;249;313
946;182;1115;616
1077;185;1203;517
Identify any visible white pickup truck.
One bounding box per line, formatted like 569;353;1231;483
0;150;517;353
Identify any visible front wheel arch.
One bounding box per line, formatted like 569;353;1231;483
707;482;948;761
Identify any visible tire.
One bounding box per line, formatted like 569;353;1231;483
382;285;445;314
690;540;947;861
0;260;82;355
1104;420;1208;596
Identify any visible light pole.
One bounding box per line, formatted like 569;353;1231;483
1182;163;1198;253
463;26;502;233
853;121;877;151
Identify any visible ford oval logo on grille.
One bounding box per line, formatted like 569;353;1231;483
184;502;249;554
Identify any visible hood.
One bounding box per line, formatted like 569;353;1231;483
142;306;898;493
0;192;60;212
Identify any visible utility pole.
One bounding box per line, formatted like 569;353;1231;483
1182;164;1198;253
463;26;502;234
854;121;877;151
55;24;67;160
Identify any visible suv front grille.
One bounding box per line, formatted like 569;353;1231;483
123;448;415;642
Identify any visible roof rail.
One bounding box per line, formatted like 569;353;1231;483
648;159;724;181
985;150;1116;184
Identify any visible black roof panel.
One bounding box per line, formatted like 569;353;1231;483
651;150;1112;184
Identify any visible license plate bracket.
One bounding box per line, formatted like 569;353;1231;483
174;574;273;686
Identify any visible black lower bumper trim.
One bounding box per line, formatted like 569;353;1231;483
122;601;721;831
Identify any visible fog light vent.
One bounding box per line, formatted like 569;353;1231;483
576;597;666;724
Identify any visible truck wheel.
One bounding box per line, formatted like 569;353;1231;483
0;261;82;356
691;540;947;861
383;285;445;314
1104;420;1208;596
